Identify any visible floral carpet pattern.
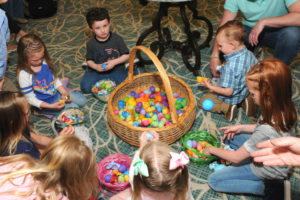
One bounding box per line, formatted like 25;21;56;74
6;0;300;199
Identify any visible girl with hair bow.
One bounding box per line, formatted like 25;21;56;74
111;131;194;200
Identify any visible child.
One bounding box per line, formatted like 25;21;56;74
0;135;98;199
0;2;17;92
198;20;257;121
203;58;297;197
80;7;130;94
111;131;194;200
16;33;86;117
0;91;74;159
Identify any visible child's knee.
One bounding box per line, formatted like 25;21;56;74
80;80;92;94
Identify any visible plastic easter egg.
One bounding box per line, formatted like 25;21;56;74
124;175;129;182
152;114;158;121
152;121;159;127
181;98;187;107
155;87;160;92
114;109;119;115
160;118;166;124
158;122;164;128
214;164;226;171
135;106;141;113
156;106;162;113
173;92;179;98
142;120;149;126
139;92;145;98
200;141;208;148
202;99;214;111
146;132;154;140
133;121;139;127
96;82;100;87
123;96;129;103
177;110;183;115
118;165;127;173
150;86;155;92
104;174;112;183
186;140;193;148
196;143;203;151
127;105;134;111
186;149;194;157
118;176;125;184
164;113;170;119
131;91;136;97
162;107;168;115
140;108;146;115
101;83;106;89
137;102;143;108
112;169;119;175
192;153;199;159
192;140;197;148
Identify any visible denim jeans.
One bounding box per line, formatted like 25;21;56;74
34;91;87;118
208;133;264;196
1;0;24;18
245;25;300;65
80;65;138;94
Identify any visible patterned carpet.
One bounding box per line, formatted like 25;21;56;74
6;0;300;199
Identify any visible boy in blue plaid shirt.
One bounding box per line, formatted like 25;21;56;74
199;20;257;121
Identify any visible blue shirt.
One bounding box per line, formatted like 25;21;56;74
20;63;60;104
224;0;298;27
216;47;257;105
0;9;9;79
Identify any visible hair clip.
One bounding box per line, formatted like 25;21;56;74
169;151;190;170
133;157;149;177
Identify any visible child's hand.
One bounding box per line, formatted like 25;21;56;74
139;130;159;149
61;93;72;103
103;60;116;71
203;146;212;155
59;126;75;135
218;125;241;141
200;78;212;89
52;101;65;109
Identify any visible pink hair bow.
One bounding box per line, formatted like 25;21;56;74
169;151;190;170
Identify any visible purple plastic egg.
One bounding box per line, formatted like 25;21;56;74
149;94;155;99
131;91;136;97
150;86;155;92
104;174;112;183
135;107;141;113
118;164;127;173
192;140;197;148
137;102;143;108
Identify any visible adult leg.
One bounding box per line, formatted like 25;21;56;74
208;164;264;195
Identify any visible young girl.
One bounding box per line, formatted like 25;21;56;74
16;33;86;116
0;91;74;159
203;58;297;196
111;131;194;200
0;135;98;199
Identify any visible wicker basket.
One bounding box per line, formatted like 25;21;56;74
97;154;132;195
55;108;85;128
181;130;220;166
107;46;196;146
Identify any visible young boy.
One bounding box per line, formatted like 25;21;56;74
80;7;130;94
198;20;257;121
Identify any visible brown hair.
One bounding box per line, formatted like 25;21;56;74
0;91;29;155
246;58;297;132
216;20;246;44
0;135;98;200
132;141;189;200
16;33;57;80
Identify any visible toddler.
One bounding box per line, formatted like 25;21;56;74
199;20;257;121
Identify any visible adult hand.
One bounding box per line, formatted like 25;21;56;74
0;77;4;91
59;126;75;135
139;130;159;149
249;19;265;46
210;58;221;77
251;136;300;166
218;125;242;141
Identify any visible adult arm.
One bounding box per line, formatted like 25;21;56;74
210;10;237;77
249;1;300;46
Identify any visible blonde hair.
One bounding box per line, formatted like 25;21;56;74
16;33;57;80
0;91;29;155
132;141;189;200
0;135;98;200
246;58;297;133
216;20;246;44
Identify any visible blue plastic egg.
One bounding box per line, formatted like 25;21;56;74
186;140;193;148
202;99;214;111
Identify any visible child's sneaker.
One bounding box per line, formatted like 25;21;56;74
241;95;255;117
225;104;237;121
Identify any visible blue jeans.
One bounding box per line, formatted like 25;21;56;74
208;133;264;196
1;0;24;18
245;25;300;65
35;91;87;117
80;65;138;94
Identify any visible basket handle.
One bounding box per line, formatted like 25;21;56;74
128;46;178;123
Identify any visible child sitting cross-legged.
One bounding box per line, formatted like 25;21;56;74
111;131;194;200
199;20;257;121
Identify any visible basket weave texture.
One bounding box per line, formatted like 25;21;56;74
181;130;220;165
97;154;132;194
107;46;196;146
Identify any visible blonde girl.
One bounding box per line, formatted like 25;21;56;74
16;33;86;117
0;135;98;199
0;91;74;159
111;131;193;200
203;58;297;196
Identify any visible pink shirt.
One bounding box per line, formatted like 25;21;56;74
0;161;68;200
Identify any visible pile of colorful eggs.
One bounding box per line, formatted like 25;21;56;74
104;161;129;185
59;113;84;126
93;80;116;96
185;140;212;159
113;86;188;128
